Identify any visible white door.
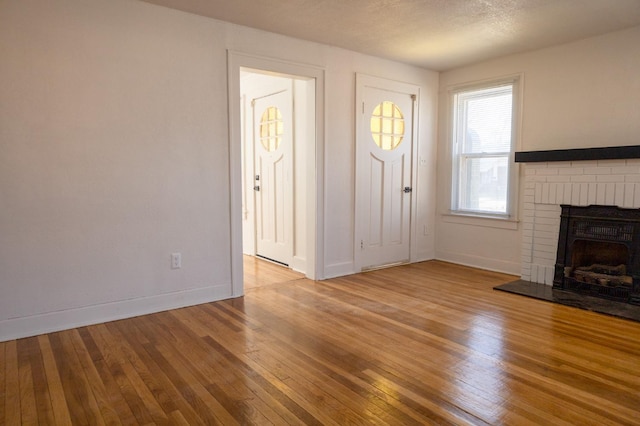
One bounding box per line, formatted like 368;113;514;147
356;77;417;270
253;88;293;265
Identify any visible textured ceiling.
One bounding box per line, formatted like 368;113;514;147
140;0;640;71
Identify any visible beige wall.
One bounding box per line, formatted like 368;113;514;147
435;25;640;274
0;0;438;340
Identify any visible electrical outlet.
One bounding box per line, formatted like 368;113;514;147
171;253;182;269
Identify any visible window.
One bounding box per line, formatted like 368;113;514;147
370;101;405;150
450;78;519;218
259;106;284;152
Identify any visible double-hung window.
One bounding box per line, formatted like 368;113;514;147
450;78;519;218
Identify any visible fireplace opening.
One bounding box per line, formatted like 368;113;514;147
554;205;640;304
569;240;632;288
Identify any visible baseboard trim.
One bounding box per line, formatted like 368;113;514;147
435;251;520;276
0;284;233;342
323;261;355;279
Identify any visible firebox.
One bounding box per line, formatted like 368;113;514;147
553;205;640;305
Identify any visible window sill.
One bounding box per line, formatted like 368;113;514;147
442;212;519;230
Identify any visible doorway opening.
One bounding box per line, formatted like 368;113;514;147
240;70;311;271
228;52;325;297
243;254;305;291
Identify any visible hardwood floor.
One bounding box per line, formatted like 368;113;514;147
2;259;639;425
243;255;305;290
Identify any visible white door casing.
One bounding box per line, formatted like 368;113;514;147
229;51;326;295
355;75;419;270
253;87;293;265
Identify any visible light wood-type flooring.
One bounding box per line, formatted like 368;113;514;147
2;258;639;425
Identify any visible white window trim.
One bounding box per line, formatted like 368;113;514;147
445;73;523;226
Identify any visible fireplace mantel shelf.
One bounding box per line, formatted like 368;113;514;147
515;145;640;163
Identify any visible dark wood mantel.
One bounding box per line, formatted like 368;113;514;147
515;145;640;163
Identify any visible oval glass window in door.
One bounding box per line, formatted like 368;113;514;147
259;106;284;152
370;101;405;150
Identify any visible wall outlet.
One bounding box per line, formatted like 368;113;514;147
171;253;182;269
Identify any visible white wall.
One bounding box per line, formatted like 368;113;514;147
0;0;438;340
435;25;640;275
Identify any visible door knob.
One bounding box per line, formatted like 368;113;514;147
403;186;412;193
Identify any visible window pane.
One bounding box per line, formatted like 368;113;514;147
382;135;393;150
460;156;509;213
459;86;512;154
371;117;381;133
382;118;392;134
382;101;393;117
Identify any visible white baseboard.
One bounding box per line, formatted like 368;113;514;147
435;250;520;276
0;284;233;342
323;261;355;279
290;255;306;274
414;253;435;263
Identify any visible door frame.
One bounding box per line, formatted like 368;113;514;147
354;73;420;271
228;51;325;296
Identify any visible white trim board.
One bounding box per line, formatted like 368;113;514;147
435;250;520;276
0;284;232;342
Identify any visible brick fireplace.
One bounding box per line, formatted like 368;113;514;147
519;154;640;294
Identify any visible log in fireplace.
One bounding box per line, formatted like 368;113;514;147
553;205;640;305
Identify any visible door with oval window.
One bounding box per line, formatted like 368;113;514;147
253;87;293;266
356;75;418;270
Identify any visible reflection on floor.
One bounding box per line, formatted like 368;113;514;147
4;261;639;424
243;255;304;290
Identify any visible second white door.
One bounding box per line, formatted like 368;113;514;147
356;76;417;270
253;86;293;265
